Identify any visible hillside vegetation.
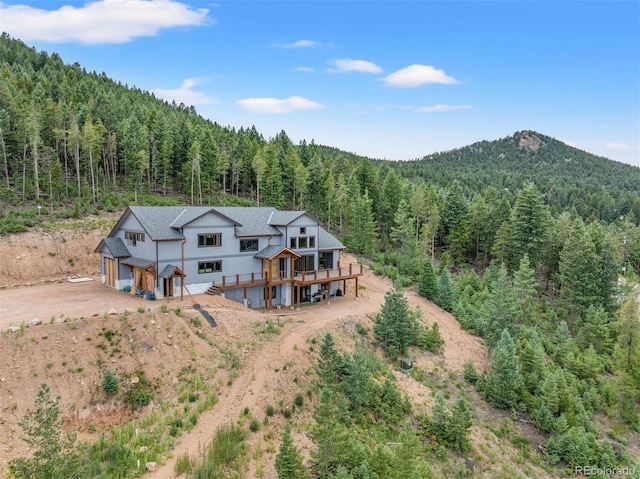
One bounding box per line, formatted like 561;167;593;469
1;34;639;478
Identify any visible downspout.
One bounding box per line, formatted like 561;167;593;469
181;238;186;301
155;240;159;297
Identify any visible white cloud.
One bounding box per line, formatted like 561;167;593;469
606;143;634;150
415;104;471;113
236;96;325;114
151;78;217;106
272;39;321;48
383;64;459;87
328;59;382;74
1;0;209;44
295;66;314;73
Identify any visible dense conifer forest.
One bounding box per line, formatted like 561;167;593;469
2;34;640;478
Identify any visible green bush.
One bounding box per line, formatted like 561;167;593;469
294;393;304;408
102;370;119;396
462;360;479;384
249;419;260;433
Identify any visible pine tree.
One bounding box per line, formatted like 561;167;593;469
380;169;403;243
517;327;546;396
484;329;523;411
512;254;539;323
576;305;613;354
482;264;519;347
559;221;601;320
436;269;454;312
507;182;552;270
374;289;415;357
345;190;377;257
430;391;450;443
614;296;640;392
418;259;439;301
276;423;309;479
441;181;468;243
341;343;373;412
317;332;343;386
448;396;474;452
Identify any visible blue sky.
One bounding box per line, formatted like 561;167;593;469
1;1;639;166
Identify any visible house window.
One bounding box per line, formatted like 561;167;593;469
309;236;315;248
240;239;259;252
198;260;222;274
300;227;306;235
299;236;308;248
319;251;334;270
125;231;145;246
290;237;297;249
198;233;222;248
294;255;315;272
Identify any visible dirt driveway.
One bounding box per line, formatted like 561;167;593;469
0;278;208;330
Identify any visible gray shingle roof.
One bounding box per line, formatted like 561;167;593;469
255;245;300;260
159;264;184;278
121;256;155;268
128;206;187;240
108;207;344;251
268;211;305;225
318;226;345;250
169;207;219;228
94;237;131;257
213;207;282;237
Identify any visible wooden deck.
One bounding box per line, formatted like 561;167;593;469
219;263;363;290
292;264;363;285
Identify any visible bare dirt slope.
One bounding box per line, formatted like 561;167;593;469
0;226;498;478
0;217;114;288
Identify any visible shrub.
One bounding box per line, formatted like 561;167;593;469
249;419;260;433
266;405;274;417
294;393;304;408
102;370;119;396
463;360;479;384
174;452;193;476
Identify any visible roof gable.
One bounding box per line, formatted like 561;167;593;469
94;237;131;257
126;206;186;240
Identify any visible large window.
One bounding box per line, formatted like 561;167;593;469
294;255;315;272
198;233;222;248
198;260;222;274
125;231;145;246
319;251;334;270
240;238;259;252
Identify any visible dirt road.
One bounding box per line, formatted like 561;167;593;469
0;277;206;330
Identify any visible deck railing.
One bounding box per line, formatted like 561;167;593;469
219;264;363;290
293;263;363;282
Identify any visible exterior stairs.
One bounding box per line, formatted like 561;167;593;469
205;284;222;296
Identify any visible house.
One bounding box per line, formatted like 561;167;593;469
95;206;363;309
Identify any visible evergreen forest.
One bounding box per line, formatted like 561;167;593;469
2;34;640;478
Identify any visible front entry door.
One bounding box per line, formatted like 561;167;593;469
164;277;174;297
